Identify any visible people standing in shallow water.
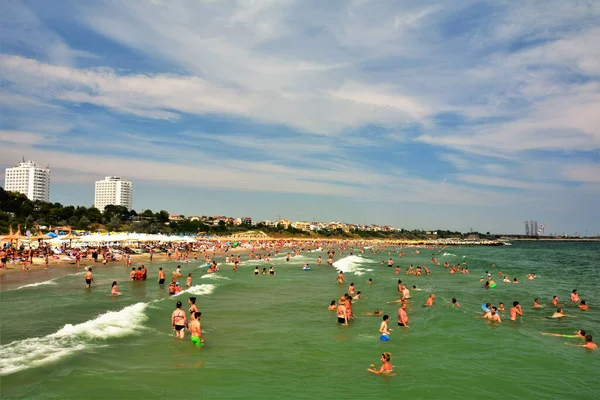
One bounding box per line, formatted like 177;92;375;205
85;268;93;288
189;311;204;347
337;297;348;325
111;281;120;295
397;303;409;328
172;300;187;339
367;352;394;375
424;294;435;306
379;315;391;339
533;298;541;308
328;301;337;311
158;268;165;285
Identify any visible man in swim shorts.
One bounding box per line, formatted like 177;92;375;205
189;311;204;347
85;268;93;288
397;303;409;328
158;267;165;285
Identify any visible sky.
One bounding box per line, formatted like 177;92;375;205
1;0;599;235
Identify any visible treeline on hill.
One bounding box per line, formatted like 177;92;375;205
0;187;487;239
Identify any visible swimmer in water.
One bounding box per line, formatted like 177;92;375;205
361;309;383;317
566;335;597;350
329;301;337;311
367;278;373;285
367;352;394;375
353;291;364;300
571;289;580;303
348;282;355;295
550;308;567;318
451;298;460;307
533;298;541;308
485;306;502;323
111;281;120;295
541;329;586;339
513;277;519;284
424;294;435;307
578;300;588;310
335;271;346;285
503;275;510;283
510;301;523;321
552;296;561;306
498;303;505;312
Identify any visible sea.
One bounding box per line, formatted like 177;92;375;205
0;241;598;399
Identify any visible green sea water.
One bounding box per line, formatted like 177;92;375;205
1;241;599;399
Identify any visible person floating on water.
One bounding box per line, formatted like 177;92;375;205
541;329;586;339
550;308;567;318
367;352;394;375
566;335;597;350
361;309;382;316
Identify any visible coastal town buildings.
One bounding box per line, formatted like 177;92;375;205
4;159;51;202
94;176;133;211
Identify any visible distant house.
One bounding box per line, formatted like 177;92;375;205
169;215;185;222
242;217;252;226
292;221;311;231
189;216;202;222
276;219;291;229
466;235;480;241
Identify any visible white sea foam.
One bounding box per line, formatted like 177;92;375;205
442;252;456;256
17;279;57;289
173;284;217;297
0;302;148;376
333;255;371;276
200;274;230;281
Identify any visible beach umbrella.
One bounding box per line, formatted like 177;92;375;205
59;232;81;247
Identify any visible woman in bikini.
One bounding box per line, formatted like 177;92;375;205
172;301;188;339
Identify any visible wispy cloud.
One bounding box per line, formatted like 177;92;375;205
1;0;599;232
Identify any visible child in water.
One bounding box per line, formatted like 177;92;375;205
111;281;120;295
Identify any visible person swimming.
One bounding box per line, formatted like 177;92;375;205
367;352;394;375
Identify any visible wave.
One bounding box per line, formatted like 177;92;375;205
17;279;57;289
200;274;230;281
173;284;217;297
333;255;371;276
0;302;148;376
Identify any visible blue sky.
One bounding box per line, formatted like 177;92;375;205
1;0;599;235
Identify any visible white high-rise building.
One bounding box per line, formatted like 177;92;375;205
94;176;133;211
4;160;51;202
